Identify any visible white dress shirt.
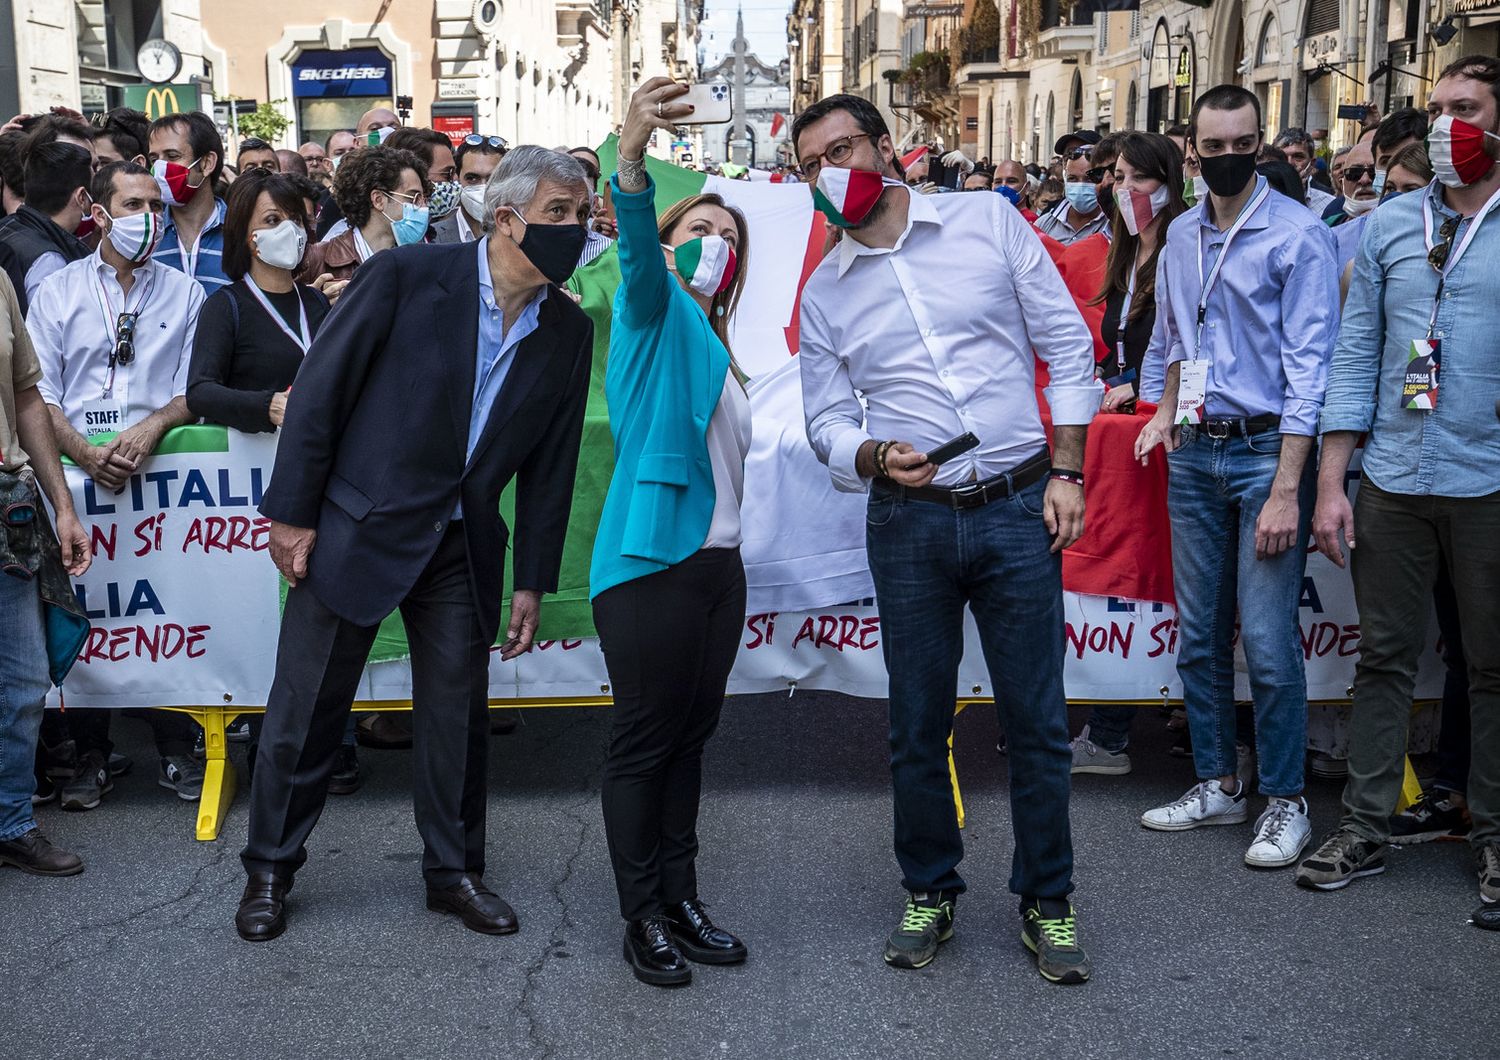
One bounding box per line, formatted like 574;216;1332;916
702;367;752;549
30;251;204;430
799;188;1100;492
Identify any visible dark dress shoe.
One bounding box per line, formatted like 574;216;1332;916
0;827;84;876
235;871;291;942
664;899;747;964
489;711;518;735
426;874;518;935
356;713;413;750
624;916;691;986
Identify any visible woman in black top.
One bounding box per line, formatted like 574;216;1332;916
1090;132;1187;414
187;170;330;433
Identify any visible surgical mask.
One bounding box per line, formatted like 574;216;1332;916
1342;193;1377;218
813;166;903;228
1197;150;1258;198
102;209;163;264
1370;167;1387;198
330;152;347;172
383;198;430;246
665;235;737;296
1191;175;1209;202
508;209;586;285
1115;184;1171;236
460;185;488;223
1064;181;1099;213
151;157;205;207
428;180;461;220
252;218;309;270
1428;114;1500;188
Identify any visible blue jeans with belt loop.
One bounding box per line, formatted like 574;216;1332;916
0;571;49;840
1166;424;1315;797
865;466;1074;904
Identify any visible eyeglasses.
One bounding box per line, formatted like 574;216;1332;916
384;187;428;207
1342;165;1376;183
796;133;879;181
1428;215;1460;272
463;134;509;150
113;312;138;366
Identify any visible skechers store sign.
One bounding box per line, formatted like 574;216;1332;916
291;49;393;98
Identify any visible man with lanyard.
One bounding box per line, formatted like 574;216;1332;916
1297;55;1500;919
29;162;205;806
146;111;230;294
1036;139;1111;246
1134;85;1339;870
795;94;1099;986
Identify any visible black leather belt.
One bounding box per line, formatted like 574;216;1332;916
1198;414;1280;439
875;450;1051;511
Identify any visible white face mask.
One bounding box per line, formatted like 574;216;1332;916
460;184;488;223
1192;175;1209;201
102;208;163;264
1342;193;1377;218
252;218;308;271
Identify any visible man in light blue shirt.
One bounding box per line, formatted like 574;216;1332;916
1296;55;1500;909
1134;85;1339;870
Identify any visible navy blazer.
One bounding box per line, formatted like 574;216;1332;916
260;241;593;639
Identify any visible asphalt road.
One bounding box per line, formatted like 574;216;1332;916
2;692;1493;1060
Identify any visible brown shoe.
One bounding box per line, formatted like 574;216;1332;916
235;871;292;942
426;874;518;935
0;827;84;876
355;712;413;750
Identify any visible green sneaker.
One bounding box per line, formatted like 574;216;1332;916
1021;900;1091;985
882;892;955;969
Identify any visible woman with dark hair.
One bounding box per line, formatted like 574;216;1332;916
298;146;430;286
1069;131;1187;778
1090;130;1187;415
593;80;753;988
187;170;329;433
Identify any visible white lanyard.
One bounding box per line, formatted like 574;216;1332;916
1193;180;1271;359
90;265;155;398
1422;180;1500;335
243;277;312;354
1116;267;1137;371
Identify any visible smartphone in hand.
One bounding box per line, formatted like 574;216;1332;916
923;432;981;466
676;82;733;125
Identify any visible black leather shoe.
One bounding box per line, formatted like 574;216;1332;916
235;871;291;942
664;898;747;964
0;827;84;876
624;916;691;986
426;874;519;935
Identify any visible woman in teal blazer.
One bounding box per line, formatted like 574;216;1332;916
592;79;753;988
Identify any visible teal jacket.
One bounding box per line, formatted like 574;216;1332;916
589;176;730;599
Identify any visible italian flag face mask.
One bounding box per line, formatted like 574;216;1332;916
667;235;737;296
1115;183;1171;237
812;165;902;228
1428;114;1500;188
150;157;204;207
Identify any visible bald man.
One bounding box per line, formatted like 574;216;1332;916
356;108;401;136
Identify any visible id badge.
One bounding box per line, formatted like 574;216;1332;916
1175;361;1208;425
1103;367;1138;390
1402;338;1439;412
80;397;125;438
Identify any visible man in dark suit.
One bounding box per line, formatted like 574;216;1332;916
235;146;595;942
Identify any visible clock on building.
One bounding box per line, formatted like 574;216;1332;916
137;39;183;84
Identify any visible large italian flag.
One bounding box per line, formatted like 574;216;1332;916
371;139;851;659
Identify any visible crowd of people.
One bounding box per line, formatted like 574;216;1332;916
0;52;1496;992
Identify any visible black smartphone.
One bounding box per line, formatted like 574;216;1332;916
1337;103;1369;121
923;431;981;466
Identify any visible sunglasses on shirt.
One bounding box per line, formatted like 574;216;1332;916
1428;215;1460;272
113;311;138;366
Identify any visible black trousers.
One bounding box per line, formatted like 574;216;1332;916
594;548;745;922
241;525;492;887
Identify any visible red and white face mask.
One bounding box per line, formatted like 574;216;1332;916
150;157;205;207
1428;114;1500;189
1114;183;1171;236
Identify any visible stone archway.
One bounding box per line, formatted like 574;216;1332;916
1208;0;1247;87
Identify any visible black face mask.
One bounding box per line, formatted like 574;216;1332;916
511;213;587;285
1197;150;1259;198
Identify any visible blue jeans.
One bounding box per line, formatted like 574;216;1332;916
1167;428;1314;797
0;571;49;840
1085;705;1135;752
866;472;1074;902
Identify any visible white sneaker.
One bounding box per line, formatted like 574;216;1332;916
1245;797;1312;868
1141;780;1249;832
1070;727;1131;776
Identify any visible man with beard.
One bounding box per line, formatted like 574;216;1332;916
794;94;1099;985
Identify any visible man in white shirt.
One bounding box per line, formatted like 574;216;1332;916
1273;127;1336;213
30;161;206;807
794;94;1100;986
